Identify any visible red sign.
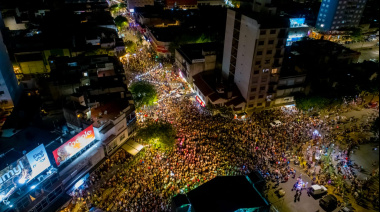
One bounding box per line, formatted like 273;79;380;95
196;96;205;107
52;125;95;166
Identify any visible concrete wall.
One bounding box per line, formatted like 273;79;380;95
222;9;235;80
234;15;260;101
0;31;20;109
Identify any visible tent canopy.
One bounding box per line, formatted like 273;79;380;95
122;141;144;156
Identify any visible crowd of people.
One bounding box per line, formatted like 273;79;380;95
60;56;379;212
60;12;379;211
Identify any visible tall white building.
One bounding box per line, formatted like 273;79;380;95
222;9;288;109
0;17;20;110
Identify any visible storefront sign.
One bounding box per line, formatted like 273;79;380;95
0;144;51;200
52;125;95;166
196;96;205;107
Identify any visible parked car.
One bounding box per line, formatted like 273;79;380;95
270;120;282;127
319;194;338;211
309;185;327;196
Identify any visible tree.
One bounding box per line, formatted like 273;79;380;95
350;28;364;42
294;93;331;111
136;121;176;148
125;40;137;53
109;4;119;14
114;15;128;29
129;81;157;109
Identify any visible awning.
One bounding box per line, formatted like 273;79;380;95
121;141;144;156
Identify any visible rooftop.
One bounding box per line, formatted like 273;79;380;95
231;8;290;29
148;26;182;42
91;99;130;128
176;42;218;64
186;175;269;212
291;40;360;56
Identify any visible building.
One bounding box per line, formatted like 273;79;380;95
316;0;367;32
146;26;181;57
165;0;198;9
287;18;310;46
222;9;289;110
175;42;218;84
288;39;360;93
171;172;269;212
127;0;155;12
0;29;20;110
197;0;225;7
192;70;246;112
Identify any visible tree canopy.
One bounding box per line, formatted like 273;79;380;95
294;93;338;111
129;81;157;109
136;121;176;148
125;40;137;53
114;15;128;29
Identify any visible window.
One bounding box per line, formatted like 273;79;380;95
0;91;4;95
248;104;254;107
260;30;266;35
258;41;264;45
268;40;274;44
262;69;269;73
260;86;266;90
255;61;261;65
83;72;88;77
261;77;267;82
251;87;257;92
120;134;126;142
259;95;264;98
254;70;259;74
266;50;272;54
252;77;259;83
250;96;255;100
270;29;276;34
264;59;270;64
257;103;263;106
271;68;278;74
257;51;263;55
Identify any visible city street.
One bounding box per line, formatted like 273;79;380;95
344;40;379;62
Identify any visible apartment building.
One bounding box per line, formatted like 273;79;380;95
316;0;367;31
222;9;289;110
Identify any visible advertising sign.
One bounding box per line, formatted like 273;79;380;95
0;144;51;200
196;96;205;107
52;125;95;166
26;144;51;179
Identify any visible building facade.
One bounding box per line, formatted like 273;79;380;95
127;0;155;12
0;31;20;110
165;0;198;9
316;0;367;32
222;9;288;110
175;43;217;84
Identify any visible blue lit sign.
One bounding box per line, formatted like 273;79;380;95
290;18;306;28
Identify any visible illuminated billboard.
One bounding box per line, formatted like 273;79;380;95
290;18;306;28
0;144;51;201
196;96;205;107
52;125;95;166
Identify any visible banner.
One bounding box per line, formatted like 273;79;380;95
26;144;51;179
0;144;51;200
52;125;95;166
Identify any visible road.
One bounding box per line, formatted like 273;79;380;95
343;40;379;62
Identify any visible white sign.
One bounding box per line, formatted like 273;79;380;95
26;144;51;179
